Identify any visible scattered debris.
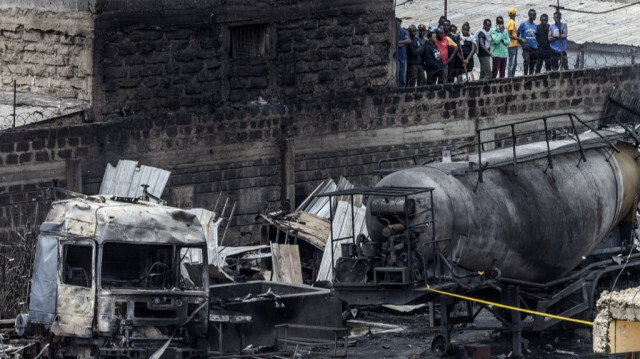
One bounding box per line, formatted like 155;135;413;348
553;349;578;356
260;177;364;285
260;211;329;250
209;281;344;355
594;287;640;354
382;304;427;313
346;320;405;337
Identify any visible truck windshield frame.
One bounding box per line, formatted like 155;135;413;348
99;242;206;291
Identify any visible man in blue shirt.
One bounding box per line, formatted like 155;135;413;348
549;11;568;70
517;9;538;75
397;18;411;87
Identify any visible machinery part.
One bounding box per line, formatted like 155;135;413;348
382;223;406;237
370;198;415;217
341;243;357;258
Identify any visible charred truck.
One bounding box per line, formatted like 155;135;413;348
15;195;209;359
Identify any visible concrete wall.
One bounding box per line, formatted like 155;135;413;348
0;0;94;12
93;0;395;119
0;65;638;245
0;8;94;100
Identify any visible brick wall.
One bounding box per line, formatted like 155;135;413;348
95;0;395;118
0;0;93;11
0;65;638;246
0;8;94;100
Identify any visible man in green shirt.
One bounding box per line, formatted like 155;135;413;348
490;16;511;78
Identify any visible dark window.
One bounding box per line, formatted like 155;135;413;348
63;245;92;288
101;243;172;289
229;24;268;58
100;243;205;290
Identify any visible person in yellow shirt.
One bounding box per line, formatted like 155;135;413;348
506;7;524;77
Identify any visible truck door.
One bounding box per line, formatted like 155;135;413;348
51;239;96;337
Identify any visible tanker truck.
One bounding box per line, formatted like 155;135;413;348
320;110;640;354
12;194;210;359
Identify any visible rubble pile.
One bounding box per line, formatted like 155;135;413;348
593;287;640;354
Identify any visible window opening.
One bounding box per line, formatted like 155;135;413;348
100;243;205;290
178;247;204;290
229;24;268;58
63;244;92;288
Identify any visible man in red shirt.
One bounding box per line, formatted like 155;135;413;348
435;27;457;83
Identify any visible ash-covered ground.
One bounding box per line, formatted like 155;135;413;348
301;305;606;358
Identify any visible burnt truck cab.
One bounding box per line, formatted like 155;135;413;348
24;196;209;359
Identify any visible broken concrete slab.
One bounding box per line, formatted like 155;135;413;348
593;288;640;353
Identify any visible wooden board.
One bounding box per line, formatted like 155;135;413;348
270;243;303;285
260;212;330;250
608;320;640;353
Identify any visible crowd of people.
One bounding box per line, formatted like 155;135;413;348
396;8;569;87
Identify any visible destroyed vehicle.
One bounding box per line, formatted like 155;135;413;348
17;195;209;359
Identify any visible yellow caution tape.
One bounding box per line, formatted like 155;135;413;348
425;285;594;326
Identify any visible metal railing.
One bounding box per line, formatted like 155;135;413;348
474;113;620;186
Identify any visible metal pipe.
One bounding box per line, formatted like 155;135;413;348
543;118;554;170
499;253;640;288
476;130;483;183
511;124;517;175
13;80;16;129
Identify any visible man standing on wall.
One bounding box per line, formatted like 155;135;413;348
506;8;522;77
418;24;428;42
435;27;457;82
424;31;445;84
407;25;427;87
535;14;552;73
475;19;493;80
491;16;510;78
518;9;538;75
549;11;568;71
397;18;411;88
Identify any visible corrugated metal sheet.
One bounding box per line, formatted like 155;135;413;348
296;179;337;218
295;177;364;219
395;0;640;48
316;201;368;283
99;160;170;201
188;208;222;266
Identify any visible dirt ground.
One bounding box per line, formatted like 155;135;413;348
300;306;610;359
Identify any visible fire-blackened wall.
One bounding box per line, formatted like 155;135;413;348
94;0;395;119
0;66;639;248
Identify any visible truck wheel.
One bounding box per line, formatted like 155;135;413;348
431;334;452;357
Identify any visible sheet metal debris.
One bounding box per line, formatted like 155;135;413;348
99;160;170;201
316;201;368;283
261;177;365;284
